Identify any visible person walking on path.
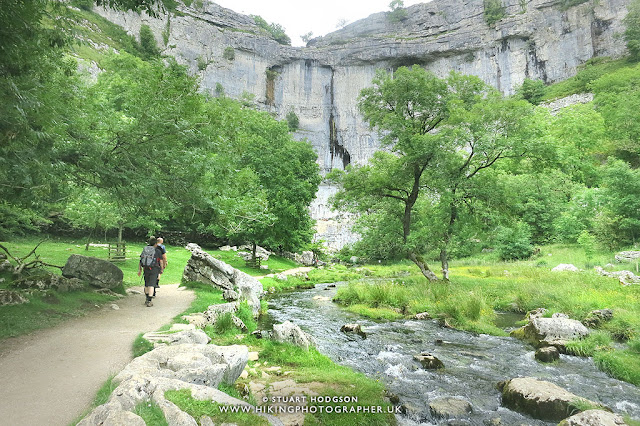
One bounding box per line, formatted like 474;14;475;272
154;237;168;297
137;236;163;307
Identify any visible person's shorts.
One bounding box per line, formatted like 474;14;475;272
143;267;160;287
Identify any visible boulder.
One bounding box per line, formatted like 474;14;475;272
615;251;640;262
525;308;548;321
499;377;602;421
582;309;614;328
115;344;249;387
222;289;239;302
238;245;271;261
0;289;29;306
296;251;315;266
558;409;626;426
429;397;472;419
0;259;12;271
552;264;580;272
62;254;123;289
535;346;560;363
182;244;263;315
273;321;315;350
13;272;86;292
511;317;589;350
413;352;444;369
340;324;366;338
143;326;211;347
595;266;640;286
415;312;431;320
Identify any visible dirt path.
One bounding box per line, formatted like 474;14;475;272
0;284;195;426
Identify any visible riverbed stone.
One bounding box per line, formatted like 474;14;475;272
525;308;548;321
62;254;123;289
429;397;472;419
414;352;444;369
499;377;602;421
273;321;315;350
535;346;560;363
558;409;626;425
511;317;589;350
340;323;366;338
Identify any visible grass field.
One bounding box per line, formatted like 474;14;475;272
0;237;299;341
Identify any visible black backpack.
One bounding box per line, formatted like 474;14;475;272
140;246;158;268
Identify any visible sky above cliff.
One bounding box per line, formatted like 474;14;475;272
213;0;427;46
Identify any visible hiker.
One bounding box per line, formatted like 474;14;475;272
137;236;163;307
154;237;168;297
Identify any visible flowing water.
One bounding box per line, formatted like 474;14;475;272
263;282;640;425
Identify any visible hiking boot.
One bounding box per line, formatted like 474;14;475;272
145;300;153;307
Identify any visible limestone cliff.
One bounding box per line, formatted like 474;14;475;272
93;0;629;249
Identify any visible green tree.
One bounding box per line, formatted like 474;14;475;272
0;1;81;234
515;78;547;105
594;159;640;247
590;64;640;166
64;53;209;240
484;0;506;26
388;0;408;22
252;15;291;45
624;0;640;60
139;24;160;59
332;66;541;281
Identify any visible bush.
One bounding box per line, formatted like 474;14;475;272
484;0;506;26
223;46;235;61
516;79;546;105
495;223;534;261
139;25;160;60
286;110;299;131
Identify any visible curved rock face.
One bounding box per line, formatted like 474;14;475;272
93;0;629;248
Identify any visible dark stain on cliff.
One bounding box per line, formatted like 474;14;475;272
328;67;351;170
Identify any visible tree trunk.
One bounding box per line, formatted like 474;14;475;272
440;248;450;281
117;222;123;244
408;252;439;282
252;241;257;261
85;226;96;251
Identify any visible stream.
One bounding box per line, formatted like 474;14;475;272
262;281;640;425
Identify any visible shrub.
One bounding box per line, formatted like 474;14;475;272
484;0;506;26
286;110;299;131
495;223;534;261
223;46;235;61
139;25;160;59
515;79;546;105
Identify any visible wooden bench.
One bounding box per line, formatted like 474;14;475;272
108;242;127;262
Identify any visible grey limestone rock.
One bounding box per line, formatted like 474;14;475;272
273;321;315;350
535;346;560;363
0;289;29;306
512;317;589;350
182;244;263;314
429;397;472;419
12;272;86;292
62;254;123;289
558;409;627;425
414;352;445;369
499;377;603;421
